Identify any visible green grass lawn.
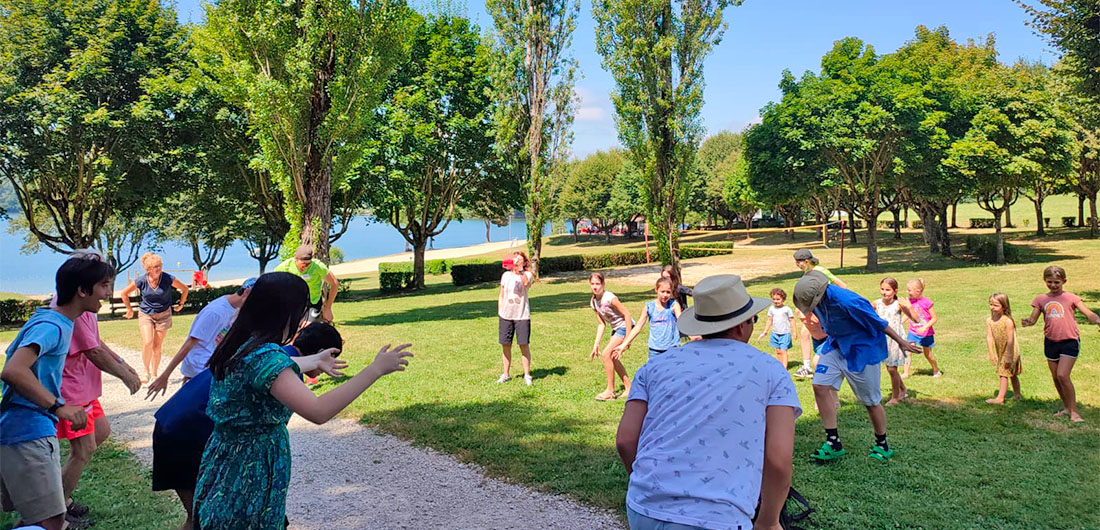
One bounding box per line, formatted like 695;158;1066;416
0;441;184;530
2;224;1098;528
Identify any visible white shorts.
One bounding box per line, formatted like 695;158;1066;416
812;349;882;406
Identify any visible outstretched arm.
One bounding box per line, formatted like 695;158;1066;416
1021;306;1042;327
1073;299;1100;329
85;344;141;395
147;337;200;399
616;306;649;358
885;325;922;354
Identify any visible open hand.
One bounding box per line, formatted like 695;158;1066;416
146;373;171;400
369;343;413;377
315;348;348;377
902;341;923;354
590;347;600;360
124;309;135;319
57;405;88;430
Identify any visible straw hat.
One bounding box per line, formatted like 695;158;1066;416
677;274;771;336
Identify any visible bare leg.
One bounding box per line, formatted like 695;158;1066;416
923;347;941;374
62;434;95;502
139;322;155;380
986;376;1008;404
1010;375;1021;399
1055;357;1082;422
867;404;887;436
600;335;626;396
1048;359;1067;415
777;349;788;368
176;488;195;530
501;344;512;377
152;329;169;378
902;357;911;379
518;344;532;378
799;323;813;363
813;385;839;429
885;366;904;405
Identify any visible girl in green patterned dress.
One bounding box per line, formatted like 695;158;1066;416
195;272;413;529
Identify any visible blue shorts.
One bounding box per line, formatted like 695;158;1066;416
613;327;626;337
907;332;934;348
769;332;792;350
648;347;668;356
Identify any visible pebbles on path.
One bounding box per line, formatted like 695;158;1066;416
69;343;627;530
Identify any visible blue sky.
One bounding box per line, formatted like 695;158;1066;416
173;0;1056;159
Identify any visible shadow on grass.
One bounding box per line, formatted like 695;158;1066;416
530;366;568;381
360;395;628;510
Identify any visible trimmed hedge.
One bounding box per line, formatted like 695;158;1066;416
965;235;1020;264
379;263;417;293
969;218;996;229
878;220;908;229
1062;216;1076;227
911;220;923;229
450;245;733;286
183;285;241;311
0;299;40;325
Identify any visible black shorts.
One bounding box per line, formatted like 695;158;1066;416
151;421;208;492
1044;338;1080;361
499;318;531;345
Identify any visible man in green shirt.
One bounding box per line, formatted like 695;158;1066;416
274;245;339;323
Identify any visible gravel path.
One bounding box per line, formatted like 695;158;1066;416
57;343;627;530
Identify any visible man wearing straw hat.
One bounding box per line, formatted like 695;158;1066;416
616;275;801;530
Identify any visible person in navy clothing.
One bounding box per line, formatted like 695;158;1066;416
148;323;345;530
120;252;191;382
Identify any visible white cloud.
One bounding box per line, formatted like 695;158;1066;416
577;106;606;122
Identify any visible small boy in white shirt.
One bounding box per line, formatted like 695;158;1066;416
757;288;797;369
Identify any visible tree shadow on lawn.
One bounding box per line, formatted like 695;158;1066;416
344;287;656;327
794;394;1099;528
359;395;629;511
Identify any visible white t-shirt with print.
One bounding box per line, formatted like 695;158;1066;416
626;338;802;529
180;296;237;378
767;305;795;335
499;271;533;320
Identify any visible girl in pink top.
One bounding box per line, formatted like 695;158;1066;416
1021;266;1100;423
905;278;942;378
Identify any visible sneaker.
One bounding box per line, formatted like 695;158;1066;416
932;371;943;378
869;445;895;461
496;374;511;384
810;441;846;462
524;375;533;386
794;365;813;378
67;501;90;518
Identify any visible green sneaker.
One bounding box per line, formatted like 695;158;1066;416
869;445;894;461
810;441;847;462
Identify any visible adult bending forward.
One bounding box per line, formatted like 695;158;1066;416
274;245;338;323
122;252;189;382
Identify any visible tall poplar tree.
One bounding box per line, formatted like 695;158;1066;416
594;0;740;272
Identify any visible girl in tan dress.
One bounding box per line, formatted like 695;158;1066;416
986;293;1022;404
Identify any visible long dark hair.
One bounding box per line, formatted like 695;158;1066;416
208;272;310;380
661;265;682;293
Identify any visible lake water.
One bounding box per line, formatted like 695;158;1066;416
1;217;552;295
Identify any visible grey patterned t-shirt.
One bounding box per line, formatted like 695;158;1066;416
626;338;802;529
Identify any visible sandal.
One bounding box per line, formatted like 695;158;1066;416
594;390;617;401
869;445;894;461
810;441;846;462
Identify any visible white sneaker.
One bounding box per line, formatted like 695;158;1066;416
932;371;943;378
794;365;813;378
524;375;533;386
497;374;511;384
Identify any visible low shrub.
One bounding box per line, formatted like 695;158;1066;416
911;220;923;230
0;299;39;325
184;285;241;311
878;220;908;229
451;263;504;286
969;218;996;229
379;263;416;293
965;235;1020;264
679;247;732;259
1062;216;1076;228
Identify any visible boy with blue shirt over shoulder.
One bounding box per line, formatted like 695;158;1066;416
616;275;801;530
793;270;922;463
1;257;116;530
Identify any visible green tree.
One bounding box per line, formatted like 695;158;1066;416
487;0;578;277
721;155;761;231
559;150;626;241
1019;0;1100;103
593;0;740;272
365;14;500;289
607;160;647;237
193;0;412;263
945;62;1078;263
0;0;187;271
691;131;744;227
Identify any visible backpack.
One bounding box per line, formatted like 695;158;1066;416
753;487;815;530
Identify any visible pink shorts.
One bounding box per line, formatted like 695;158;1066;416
56;399;105;440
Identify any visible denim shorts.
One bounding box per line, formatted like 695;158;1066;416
769;332;792;350
613;327;626;337
906;331;934;348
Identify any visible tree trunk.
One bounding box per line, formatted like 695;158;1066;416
903;207;909;224
527;209;544;278
917;201;939;253
1078;194;1086;227
950;200;958;228
258;256;272;274
1090;194;1099;238
1004;205;1013;229
848;211;857;244
1032;198;1046;237
413;237;428;290
484;219;492;243
300;159;334;263
993;210;1005;264
865;222;879;271
891;208;902;240
605;228;612;243
938;202;952;257
571;218;579;242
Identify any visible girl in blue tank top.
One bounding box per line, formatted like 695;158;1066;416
616;277;683;358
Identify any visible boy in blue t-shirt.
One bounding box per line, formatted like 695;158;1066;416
0;257;116;530
794;271;921;462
